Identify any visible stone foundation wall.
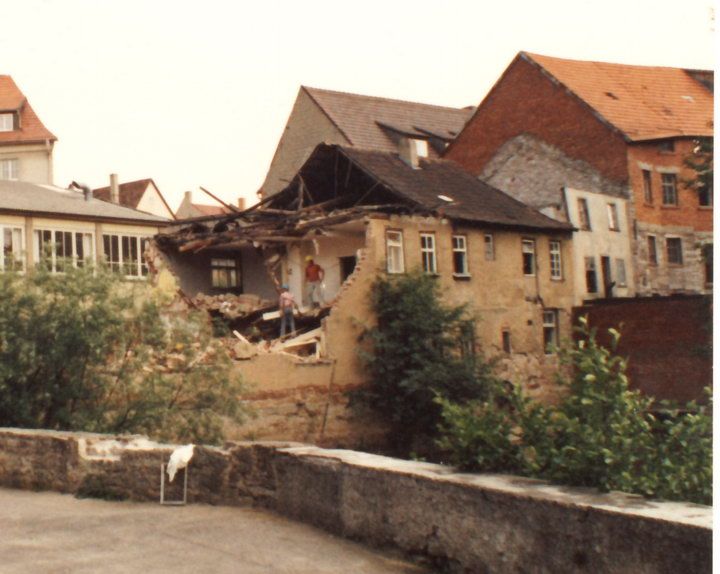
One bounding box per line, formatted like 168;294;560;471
0;428;711;573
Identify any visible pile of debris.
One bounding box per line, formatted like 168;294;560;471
192;292;272;320
229;326;326;362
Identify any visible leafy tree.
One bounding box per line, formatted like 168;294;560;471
683;137;713;203
0;266;246;444
351;271;494;455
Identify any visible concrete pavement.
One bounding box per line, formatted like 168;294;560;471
0;488;427;574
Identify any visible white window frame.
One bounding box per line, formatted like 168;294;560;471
452;235;469;276
484;234;495;261
0;158;18;181
522;239;536;276
412;139;429;158
607;203;619;231
34;228;95;273
102;233;149;278
1;225;24;271
616;258;627;287
542;309;559;355
420;232;437;274
549;240;562;280
386;230;405;274
0;113;13;132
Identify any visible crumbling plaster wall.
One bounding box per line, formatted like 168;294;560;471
0;428;711;574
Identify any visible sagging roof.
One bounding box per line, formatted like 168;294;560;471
0;76;57;145
0;180;170;224
522;52;714;141
304;86;474;151
93;178;174;217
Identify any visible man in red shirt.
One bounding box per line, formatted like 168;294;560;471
304;256;324;308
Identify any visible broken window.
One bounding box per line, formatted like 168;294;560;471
420;233;437;274
607;203;620;231
386;230;404;274
642;170;653;204
522;239;535;276
452;235;468;276
549;240;562;280
543;310;558;354
666;237;683;265
484;233;494;261
35;229;94;273
102;233;148;278
647;235;658;265
585;256;598;293
577;198;591;230
1;226;23;271
661;174;678;206
211;258;241;289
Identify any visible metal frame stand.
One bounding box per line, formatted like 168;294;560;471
159;463;188;505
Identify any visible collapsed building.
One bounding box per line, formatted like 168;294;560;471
153;143;575;447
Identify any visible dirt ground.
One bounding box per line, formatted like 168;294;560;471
0;487;427;574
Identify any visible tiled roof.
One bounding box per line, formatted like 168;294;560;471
337;146;572;232
93;178;175;218
0;180;169;223
0;76;56;145
192;203;231;216
304;87;474;154
523;52;713;141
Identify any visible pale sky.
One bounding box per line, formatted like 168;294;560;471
1;0;715;211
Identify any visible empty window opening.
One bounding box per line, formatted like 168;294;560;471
702;244;713;285
585;256;598;293
647;235;658;265
543;310;558;354
642;170;653;204
666;237;683;265
522;239;535;276
577;198;592;230
501;329;511;353
339;255;357;282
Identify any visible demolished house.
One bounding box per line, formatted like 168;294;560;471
153;143;575;446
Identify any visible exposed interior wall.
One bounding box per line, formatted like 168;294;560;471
0;428;710;574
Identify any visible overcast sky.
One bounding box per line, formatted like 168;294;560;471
1;0;714;211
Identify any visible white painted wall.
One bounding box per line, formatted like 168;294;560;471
564;187;635;304
0;142;53;184
135;182;174;219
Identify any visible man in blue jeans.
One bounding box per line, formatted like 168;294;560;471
278;284;299;337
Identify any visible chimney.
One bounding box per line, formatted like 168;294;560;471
237;197;246;210
184;190;193;204
110;173;120;204
82;184;92;202
398;137;419;169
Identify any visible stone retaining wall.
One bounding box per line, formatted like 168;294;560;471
0;428;711;573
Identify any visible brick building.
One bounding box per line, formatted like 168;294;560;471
445;52;713;296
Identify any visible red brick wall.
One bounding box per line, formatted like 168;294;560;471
573;296;712;404
446;55;630;184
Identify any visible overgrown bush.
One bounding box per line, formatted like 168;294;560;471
0;266;246;444
351;271;495;455
438;317;712;505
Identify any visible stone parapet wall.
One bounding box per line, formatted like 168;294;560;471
0;428;710;573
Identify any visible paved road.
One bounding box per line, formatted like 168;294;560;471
0;488;427;574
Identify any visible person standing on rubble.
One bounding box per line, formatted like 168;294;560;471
304;256;325;308
279;284;299;337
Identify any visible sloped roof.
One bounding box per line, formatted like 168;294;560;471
303;87;474;151
191;203;231;216
93;178;174;218
523;52;713;141
0;180;169;224
0;76;56;145
337;145;572;232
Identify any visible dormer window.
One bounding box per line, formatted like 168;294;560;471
0;113;14;132
412;139;429;158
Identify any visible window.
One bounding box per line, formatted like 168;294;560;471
522;239;535;276
549;240;562;280
1;226;23;271
698;181;713;207
211;258;240;288
501;329;511;353
666;237;683;265
484;234;494;261
420;233;437;274
647;235;658;265
577;198;591;230
702;244;713;285
661;173;678;206
102;234;148;277
35;229;94;273
452;235;469;276
542;310;558;354
658;140;675;152
0;113;13;132
386;230;404;274
607;203;619;231
412;139;429;158
616;259;627;287
585;256;598;293
0;158;18;180
642;170;653;204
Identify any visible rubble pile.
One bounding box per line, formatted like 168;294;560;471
193;292;272;319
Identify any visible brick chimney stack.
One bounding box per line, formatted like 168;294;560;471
110;173;120;204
